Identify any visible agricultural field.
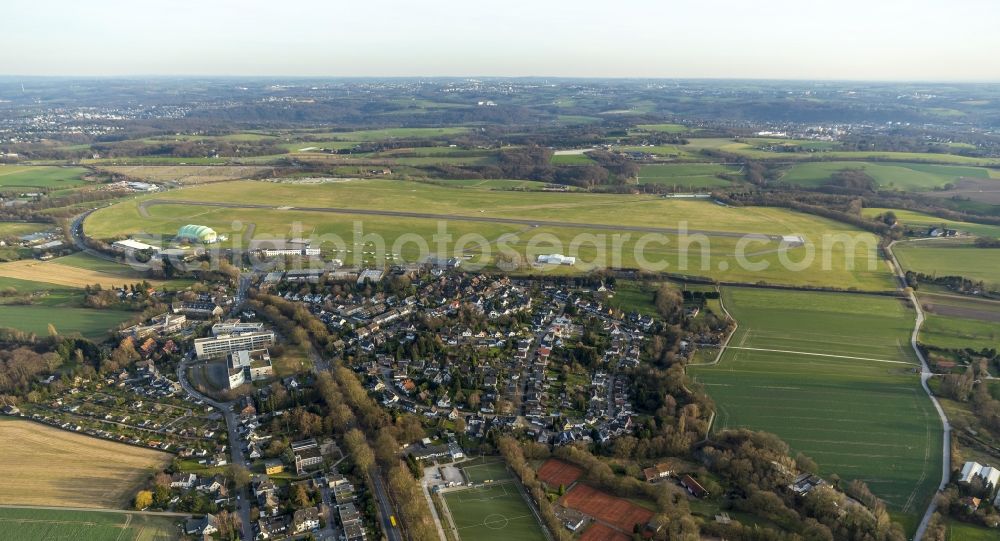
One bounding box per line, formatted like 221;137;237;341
0;256;170;289
0;418;171;508
442;480;546;541
0;304;132;339
0;222;52;239
779;161;998;191
84;179;897;289
0;165;90;190
98;165;274;185
312;127;470;141
637;163;741;187
862;208;1000;238
0;508;179;541
690;288;943;517
917;293;1000;351
634;123;688;133
679;138;1000;165
893;240;1000;288
0;275;134;339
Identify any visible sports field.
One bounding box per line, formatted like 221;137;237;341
459;456;512;484
0;165;90;189
0;418;171;508
780;162;997;191
560;484;653;534
442;480;546;541
536;458;583;487
690;288;943;516
84;179;897;290
0;508;179;541
894;240;1000;288
637;163;740;187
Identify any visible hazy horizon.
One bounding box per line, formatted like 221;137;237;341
5;0;1000;81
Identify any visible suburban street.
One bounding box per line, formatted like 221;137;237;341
177;356;253;541
369;467;403;541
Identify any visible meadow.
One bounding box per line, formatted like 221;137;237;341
893;240;1000;288
863;208;1000;238
0;508;179;541
678;138;1000;166
98;165;273;185
84;179;897;289
690;288;942;517
637;163;741;187
0;304;132;339
779;162;997;191
634;123;688;133
0;418;171;508
442;480;546;541
0;165;90;189
0;221;51;238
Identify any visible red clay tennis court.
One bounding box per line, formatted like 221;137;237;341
561;484;654;533
536;458;583;487
579;522;630;541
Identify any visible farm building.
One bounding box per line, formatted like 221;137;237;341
681;475;708;498
959;461;1000;489
176;224;219;244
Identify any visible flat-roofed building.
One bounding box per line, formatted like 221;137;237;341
194;331;275;359
212;319;264;336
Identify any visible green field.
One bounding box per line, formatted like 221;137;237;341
313;127;469;141
0;166;90;190
946;520;998;541
443;480;546;541
691;288;942;517
680;138;1000;166
894;240;1000;288
550;153;596;165
460;457;512;484
0;222;52;238
862;208;1000;239
780;162;996;191
84;179;896;290
635;123;688;133
0;304;132;339
0;507;179;541
637;163;741;187
917;293;1000;351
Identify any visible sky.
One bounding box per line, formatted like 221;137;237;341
4;0;999;81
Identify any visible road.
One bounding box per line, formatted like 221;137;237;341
176;357;253;541
369;467;403;541
886;240;951;541
138;198;778;240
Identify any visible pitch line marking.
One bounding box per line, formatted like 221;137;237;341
723;346;916;365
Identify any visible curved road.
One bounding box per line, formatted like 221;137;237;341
886;240;951;541
176;358;253;541
138;199;779;240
